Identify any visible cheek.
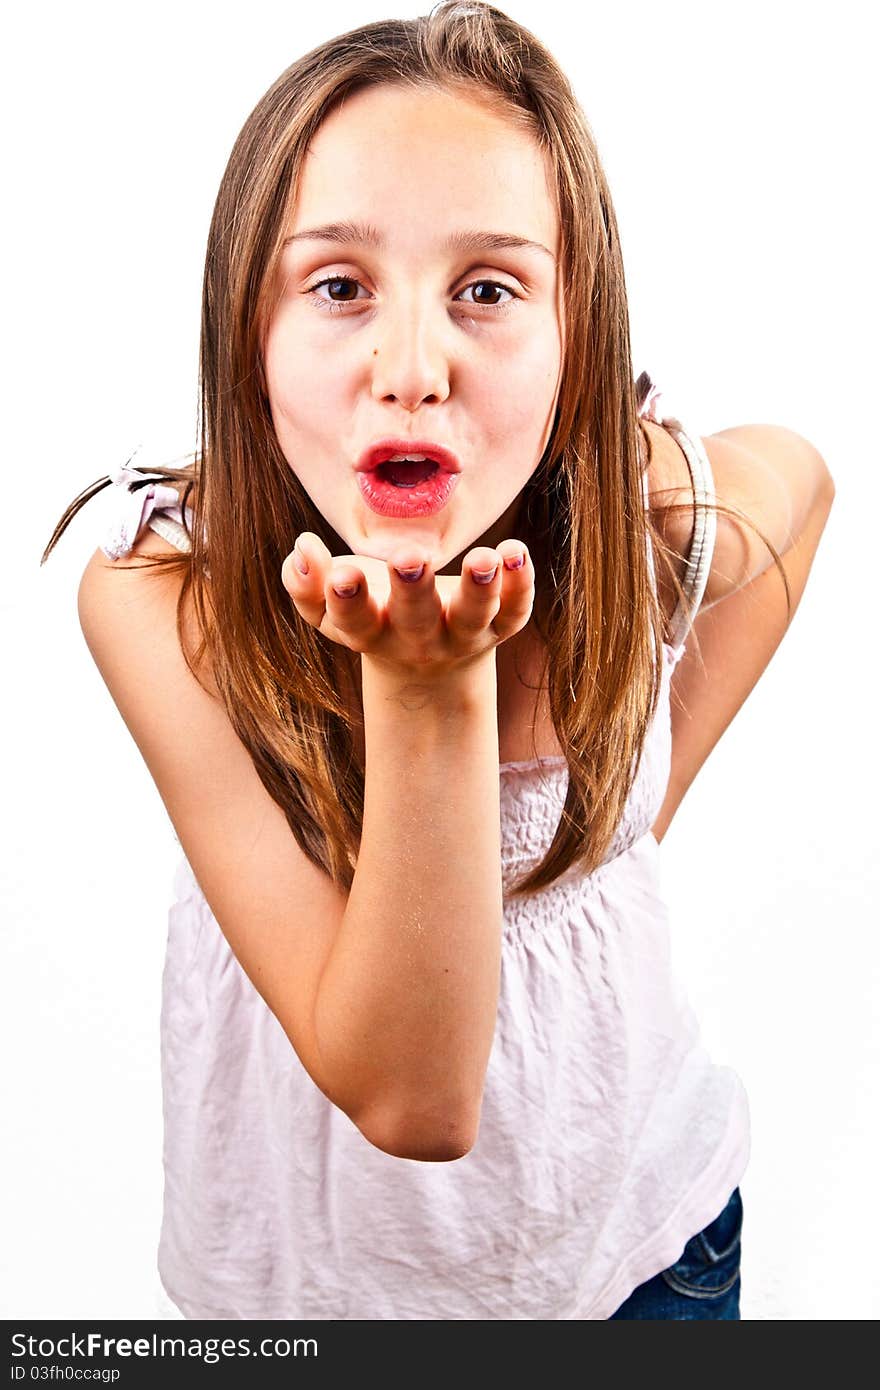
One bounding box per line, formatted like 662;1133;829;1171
266;295;323;366
477;323;560;444
263;322;295;415
264;318;347;430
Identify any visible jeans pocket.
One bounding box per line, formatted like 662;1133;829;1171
660;1187;743;1298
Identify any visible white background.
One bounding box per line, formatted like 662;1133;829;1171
4;0;877;1320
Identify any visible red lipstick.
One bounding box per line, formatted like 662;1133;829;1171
355;438;461;518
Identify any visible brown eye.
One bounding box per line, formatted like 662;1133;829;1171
457;279;517;312
307;275;367;312
472;282;503;305
318;277;359;301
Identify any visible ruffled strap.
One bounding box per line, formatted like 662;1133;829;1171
637;379;664;422
100;452;190;560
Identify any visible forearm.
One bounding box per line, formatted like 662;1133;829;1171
313;653;503;1160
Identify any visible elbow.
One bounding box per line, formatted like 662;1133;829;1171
810;450;835;511
356;1098;480;1163
812;467;836;533
368;1123;477;1164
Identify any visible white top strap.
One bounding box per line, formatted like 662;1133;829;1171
663;423;717;655
147;512;192;553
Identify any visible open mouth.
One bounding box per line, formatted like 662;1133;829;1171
374;458;440;489
357;456;460;518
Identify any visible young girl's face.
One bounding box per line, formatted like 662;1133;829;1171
262;82;564;574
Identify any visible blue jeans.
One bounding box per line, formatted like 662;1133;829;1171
608;1187;743;1319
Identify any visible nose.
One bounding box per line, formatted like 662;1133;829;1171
369;294;451;411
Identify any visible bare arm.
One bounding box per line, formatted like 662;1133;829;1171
78;528;529;1168
651;435;836;843
313;655;503;1162
283;532;534;1161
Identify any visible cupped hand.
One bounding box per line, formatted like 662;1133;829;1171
281;533;534;676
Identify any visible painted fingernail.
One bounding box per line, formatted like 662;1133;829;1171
332;580;360;598
503;553;525;571
472;565;498;584
394;564;425;583
294;544;309;576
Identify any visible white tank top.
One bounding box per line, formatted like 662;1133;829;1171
101;388;749;1319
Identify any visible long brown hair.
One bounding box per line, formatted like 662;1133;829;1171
41;1;789;898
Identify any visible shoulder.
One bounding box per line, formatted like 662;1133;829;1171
79;529;226;718
78;521;209;687
83;515;189;589
644;418;832;609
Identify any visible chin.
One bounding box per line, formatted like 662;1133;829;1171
349;520;460;568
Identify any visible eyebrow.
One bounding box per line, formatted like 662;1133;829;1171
282;219;555;262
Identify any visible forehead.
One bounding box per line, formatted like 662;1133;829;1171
292;83;559;255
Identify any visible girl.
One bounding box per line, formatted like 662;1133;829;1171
43;1;834;1320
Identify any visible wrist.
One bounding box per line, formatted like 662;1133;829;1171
360;649;498;720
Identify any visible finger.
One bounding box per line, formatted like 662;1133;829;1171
324;564;384;647
281;532;332;629
491;542;535;641
445;547;503;638
385;550;444;640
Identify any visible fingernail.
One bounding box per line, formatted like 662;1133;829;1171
472;565;498;584
503;553;525;571
394;564;425;583
294;545;309;576
332;580;359;598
